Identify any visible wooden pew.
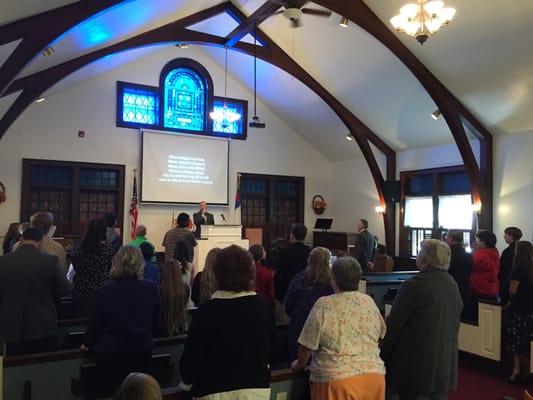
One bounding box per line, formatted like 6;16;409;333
458;299;501;361
363;271;418;313
2;335;308;400
2;335;187;400
71;352;174;399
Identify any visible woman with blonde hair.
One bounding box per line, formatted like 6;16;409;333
190;247;221;307
82;245;161;396
113;372;162;400
285;246;334;361
159;259;189;336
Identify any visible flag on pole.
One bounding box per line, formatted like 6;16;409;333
235;173;241;209
234;173;241;225
129;169;138;240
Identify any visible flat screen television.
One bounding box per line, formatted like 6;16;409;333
314;218;333;230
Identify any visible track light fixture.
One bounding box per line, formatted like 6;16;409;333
42;46;54;57
431;109;441;120
339;17;349;27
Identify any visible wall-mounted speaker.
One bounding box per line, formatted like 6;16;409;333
384;180;401;203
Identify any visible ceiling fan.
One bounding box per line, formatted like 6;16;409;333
270;0;332;28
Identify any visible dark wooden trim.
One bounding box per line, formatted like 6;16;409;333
0;0;125;97
270;367;309;383
0;0;496;249
398;166;475;256
3;334;188;367
21;159;125;236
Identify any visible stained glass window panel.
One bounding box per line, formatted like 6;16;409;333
212;98;243;135
164;69;205;131
122;87;158;125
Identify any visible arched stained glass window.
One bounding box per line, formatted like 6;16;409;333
164;68;205;131
117;57;247;139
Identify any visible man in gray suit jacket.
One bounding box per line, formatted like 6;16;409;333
0;227;70;356
380;239;462;400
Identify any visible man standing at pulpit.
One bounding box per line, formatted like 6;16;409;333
193;201;215;238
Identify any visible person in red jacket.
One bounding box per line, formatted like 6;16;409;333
470;229;500;320
249;244;274;305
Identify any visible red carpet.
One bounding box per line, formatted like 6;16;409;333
449;353;532;400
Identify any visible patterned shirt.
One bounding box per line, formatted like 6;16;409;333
298;291;386;383
162;228;197;262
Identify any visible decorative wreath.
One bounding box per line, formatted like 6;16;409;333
312;194;326;215
0;182;5;204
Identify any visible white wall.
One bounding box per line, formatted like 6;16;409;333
493;131;533;247
1;45;531;255
0;46;332;250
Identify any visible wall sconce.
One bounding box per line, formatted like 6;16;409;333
346;133;353;141
35;96;45;103
175;43;189;48
471;203;482;214
339;16;349;27
431;109;441;120
375;205;386;214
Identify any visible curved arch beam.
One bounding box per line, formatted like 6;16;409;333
0;0;126;97
313;0;492;229
0;0;398;248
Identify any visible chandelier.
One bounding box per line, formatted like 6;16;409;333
390;1;456;45
210;47;241;128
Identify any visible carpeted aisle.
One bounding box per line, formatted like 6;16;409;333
449;352;532;400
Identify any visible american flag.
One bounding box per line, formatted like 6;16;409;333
129;169;138;240
235;173;241;209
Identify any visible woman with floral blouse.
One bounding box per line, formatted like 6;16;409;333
290;256;385;400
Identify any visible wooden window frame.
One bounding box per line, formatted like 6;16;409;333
21;159;125;240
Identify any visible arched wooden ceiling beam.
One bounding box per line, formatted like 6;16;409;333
313;0;493;230
224;1;282;47
0;0;126;97
0;0;401;250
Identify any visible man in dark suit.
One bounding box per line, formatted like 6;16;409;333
0;227;70;356
274;223;311;322
357;218;376;271
193;200;215;238
446;230;474;320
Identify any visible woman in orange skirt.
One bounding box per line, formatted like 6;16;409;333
290;256;385;400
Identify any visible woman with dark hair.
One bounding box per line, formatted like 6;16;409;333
71;218;115;317
82;245;160;396
470;229;500;319
285;246;333;361
291;256;385;400
506;241;533;383
2;222;19;254
180;244;275;399
159;259;189;336
190;247;221;307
